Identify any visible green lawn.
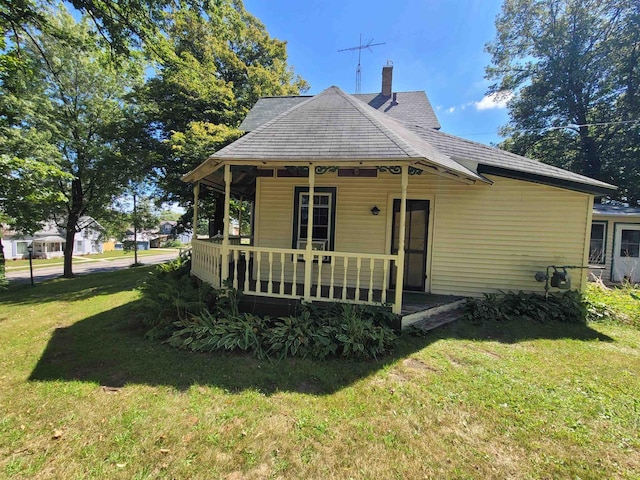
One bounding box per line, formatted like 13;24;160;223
5;249;177;271
4;256;68;270
1;272;639;479
83;249;179;261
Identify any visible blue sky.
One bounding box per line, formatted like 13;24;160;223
244;0;510;145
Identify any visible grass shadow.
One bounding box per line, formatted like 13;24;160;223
431;315;614;344
28;298;613;395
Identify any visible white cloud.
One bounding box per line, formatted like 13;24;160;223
446;106;456;114
475;91;513;110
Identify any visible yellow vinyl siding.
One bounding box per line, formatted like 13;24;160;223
255;171;593;296
430;182;590;296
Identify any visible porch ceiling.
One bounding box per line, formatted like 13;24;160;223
183;158;488;195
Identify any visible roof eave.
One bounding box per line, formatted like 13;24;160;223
181;156;222;183
477;164;618;196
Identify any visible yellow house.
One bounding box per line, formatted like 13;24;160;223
182;68;616;320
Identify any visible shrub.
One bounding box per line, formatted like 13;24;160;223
264;304;398;360
139;258;400;360
167;290;399;360
162;239;182;248
264;311;324;359
462;290;588;325
169;310;267;357
327;304;397;359
136;252;216;339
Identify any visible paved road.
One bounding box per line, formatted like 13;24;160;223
6;250;180;285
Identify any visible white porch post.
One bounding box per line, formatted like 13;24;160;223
394;165;408;314
221;164;232;283
191;181;200;276
192;181;200;236
303;165;315;301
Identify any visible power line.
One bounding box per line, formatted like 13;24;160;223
546;119;640;130
456;119;640;138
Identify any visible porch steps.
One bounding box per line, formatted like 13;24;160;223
401;299;466;330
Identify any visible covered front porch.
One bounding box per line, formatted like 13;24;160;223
186;158;479;316
32;235;65;259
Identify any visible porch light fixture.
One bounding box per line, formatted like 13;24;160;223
370;205;381;216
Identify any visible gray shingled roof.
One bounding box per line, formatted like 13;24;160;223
212;86;482;181
404;125;616;193
352;91;441;129
593;204;640;216
239;96;310;132
239;91;440;132
188;85;617;195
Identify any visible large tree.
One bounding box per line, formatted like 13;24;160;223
487;0;640;203
1;0;179;56
141;1;308;222
2;8;152;277
0;25;71;287
0;155;70;288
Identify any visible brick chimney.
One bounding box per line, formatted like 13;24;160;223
382;65;393;96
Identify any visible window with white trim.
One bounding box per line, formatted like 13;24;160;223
292;187;336;256
16;241;29;256
620;229;640;258
589;222;606;265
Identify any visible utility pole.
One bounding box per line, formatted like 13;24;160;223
338;34;385;93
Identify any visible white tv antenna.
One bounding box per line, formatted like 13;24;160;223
338;34;385;93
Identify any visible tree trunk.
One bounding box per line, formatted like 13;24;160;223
63;213;78;278
579;125;601;179
63;178;83;278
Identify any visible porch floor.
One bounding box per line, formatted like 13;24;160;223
235;278;464;325
399;291;464;316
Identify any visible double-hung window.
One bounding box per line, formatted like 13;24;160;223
620;229;640;258
16;241;29;256
589;222;606;265
293;186;336;259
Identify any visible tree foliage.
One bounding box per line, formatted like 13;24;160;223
487;0;640;203
1;0;179;56
141;1;308;217
1;0;307;286
1;8;151;277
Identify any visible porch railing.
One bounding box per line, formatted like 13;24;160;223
191;239;399;311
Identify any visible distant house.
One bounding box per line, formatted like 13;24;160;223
114;227;151;251
181;65;616;321
589;204;640;283
3;216;103;259
149;221;193;247
159;220;177;235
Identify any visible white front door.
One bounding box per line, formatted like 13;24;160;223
613;224;640;283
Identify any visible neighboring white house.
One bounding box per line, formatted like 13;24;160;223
3;216;104;260
589;204;640;284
